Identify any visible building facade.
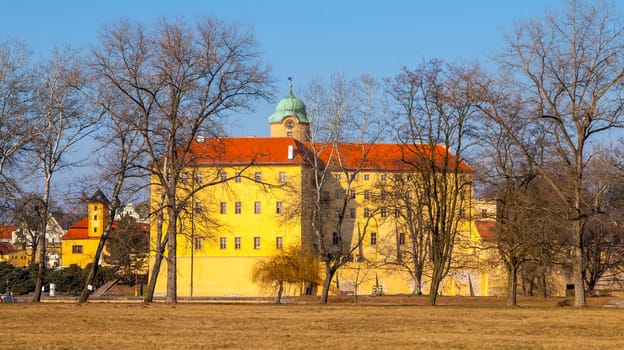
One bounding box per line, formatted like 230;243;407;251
149;90;487;298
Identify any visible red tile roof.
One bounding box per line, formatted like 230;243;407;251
0;225;16;240
186;137;471;172
310;142;471;172
62;218;149;240
0;242;17;254
188;137;307;166
62;218;89;240
475;220;496;241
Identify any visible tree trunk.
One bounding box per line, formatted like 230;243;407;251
506;266;518;306
319;263;336;304
144;244;165;303
165;203;178;303
276;281;283;304
78;234;109;303
428;267;443;306
32;235;46;302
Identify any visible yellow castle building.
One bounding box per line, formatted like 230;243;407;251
149;89;489;298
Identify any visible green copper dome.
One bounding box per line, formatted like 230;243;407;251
268;92;309;124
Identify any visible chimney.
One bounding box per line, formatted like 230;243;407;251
288;145;294;160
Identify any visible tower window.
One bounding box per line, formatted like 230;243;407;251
370;232;377;245
276;237;283;250
254;237;261;250
287;132;293;137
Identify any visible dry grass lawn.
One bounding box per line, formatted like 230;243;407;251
1;296;623;349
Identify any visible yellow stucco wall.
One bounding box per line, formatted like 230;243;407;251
150;164;305;297
149;163;491;298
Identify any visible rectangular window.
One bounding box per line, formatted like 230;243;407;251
287;131;293;137
380;174;387;181
322;191;330;201
93;227;97;233
220;202;227;214
364;174;370;181
380;207;387;218
323;208;330;218
381;189;387;200
195;237;203;250
72;245;83;254
276;237;283;250
235;173;242;183
394;208;401;218
335;189;342;199
348;190;356;199
407;190;413;199
254;201;261;214
220;171;227;181
350;208;356;219
279;171;286;183
335;174;341;181
93;214;97;220
219;237;227;250
399;232;406;245
364;208;370;218
364;190;371;200
235;236;241;250
332;232;339;245
276;201;283;214
254;237;261;250
481;209;488;217
195;172;202;184
195;201;202;213
235;202;242;214
254;172;262;182
370;232;377;245
181;173;188;184
335;208;341;218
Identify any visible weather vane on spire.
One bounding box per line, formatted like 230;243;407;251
288;76;293;95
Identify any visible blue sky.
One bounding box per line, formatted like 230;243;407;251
0;0;594;137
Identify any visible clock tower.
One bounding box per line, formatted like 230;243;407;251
268;79;310;142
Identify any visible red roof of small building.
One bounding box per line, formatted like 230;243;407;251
63;218;89;240
186;137;471;172
0;242;17;254
62;218;149;240
0;225;16;240
475;220;497;241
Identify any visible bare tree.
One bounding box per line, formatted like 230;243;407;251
27;48;95;302
493;0;624;306
304;73;386;304
582;149;624;293
91;17;272;303
386;61;479;305
76;79;146;303
0;39;33;205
